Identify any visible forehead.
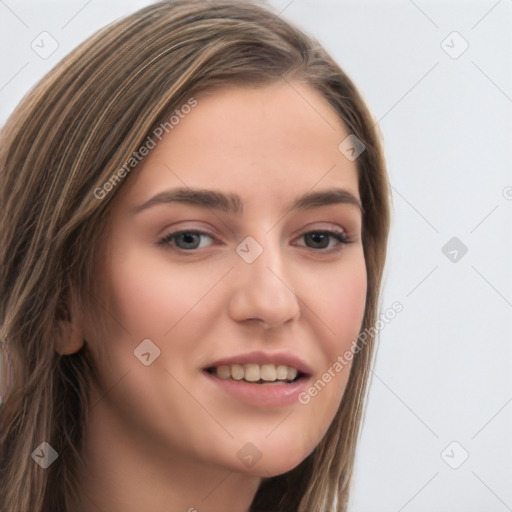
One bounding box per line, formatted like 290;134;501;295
115;81;360;210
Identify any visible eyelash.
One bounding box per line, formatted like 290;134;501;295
157;229;351;253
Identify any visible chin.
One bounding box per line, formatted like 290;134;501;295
255;458;308;477
233;439;316;478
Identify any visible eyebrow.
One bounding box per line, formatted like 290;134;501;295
131;187;363;216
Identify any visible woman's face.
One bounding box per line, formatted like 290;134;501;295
85;81;367;477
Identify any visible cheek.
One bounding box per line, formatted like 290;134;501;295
332;268;367;339
95;245;232;394
299;253;367;423
103;246;222;341
308;253;367;349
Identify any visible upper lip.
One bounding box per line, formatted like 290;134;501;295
204;350;313;376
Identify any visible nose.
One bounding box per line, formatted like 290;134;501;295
228;237;301;329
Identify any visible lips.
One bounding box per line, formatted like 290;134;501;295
202;351;313;407
204;350;312;373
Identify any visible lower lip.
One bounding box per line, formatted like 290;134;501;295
203;371;310;407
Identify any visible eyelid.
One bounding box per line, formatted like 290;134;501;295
290;221;349;240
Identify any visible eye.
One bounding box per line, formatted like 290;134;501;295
157;230;215;251
297;230;351;251
157;228;351;253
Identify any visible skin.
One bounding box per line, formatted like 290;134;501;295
65;80;367;512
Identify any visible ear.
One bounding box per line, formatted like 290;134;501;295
54;320;84;355
54;287;85;356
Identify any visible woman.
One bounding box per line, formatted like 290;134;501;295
0;1;391;510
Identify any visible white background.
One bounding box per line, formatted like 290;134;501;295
1;1;511;511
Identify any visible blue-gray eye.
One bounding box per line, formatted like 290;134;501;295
158;229;350;252
158;231;213;250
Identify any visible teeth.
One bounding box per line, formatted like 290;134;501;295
287;367;298;381
260;364;277;381
244;364;260;382
211;363;301;383
231;364;244;380
216;365;231;380
276;365;288;379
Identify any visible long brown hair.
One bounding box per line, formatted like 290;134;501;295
0;1;391;510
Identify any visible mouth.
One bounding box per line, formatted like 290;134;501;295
204;363;307;385
202;353;313;407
